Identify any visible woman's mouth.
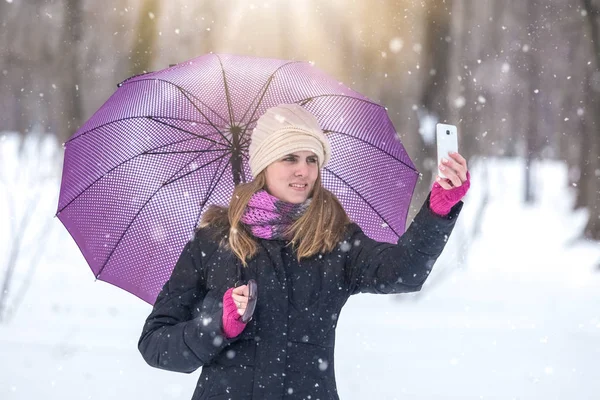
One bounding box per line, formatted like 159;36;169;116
289;183;308;191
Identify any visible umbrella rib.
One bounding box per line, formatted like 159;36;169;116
162;151;230;186
65;116;227;147
116;77;233;146
64;116;155;144
95;152;230;279
235;151;250;182
236;61;305;150
146;148;227;156
238;60;303;125
148;117;231;149
238;94;393;149
238;118;260;148
175;88;233;147
240;156;248;183
159;145;229;192
237;75;278;147
144;135;226;154
240;151;249;161
120;77;230;126
240;129;418;174
56;139;224;214
193;156;233;228
294;94;382;108
326;130;419;173
322;167;401;238
215;54;236;126
194;155;231;230
150;117;219;128
240;85;383;131
242;92;385;148
216;58;303;183
202;156;231;208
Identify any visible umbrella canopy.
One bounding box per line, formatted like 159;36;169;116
56;53;419;304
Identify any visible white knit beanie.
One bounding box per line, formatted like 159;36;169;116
249;104;331;178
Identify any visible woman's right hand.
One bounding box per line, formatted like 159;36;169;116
222;287;248;338
231;285;250;316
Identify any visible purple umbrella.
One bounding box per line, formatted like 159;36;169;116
56;53;419;304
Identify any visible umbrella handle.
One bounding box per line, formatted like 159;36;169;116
241;279;257;324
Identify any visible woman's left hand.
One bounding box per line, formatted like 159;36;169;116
436;152;469;189
429;152;470;216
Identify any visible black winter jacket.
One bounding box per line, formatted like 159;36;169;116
138;196;463;399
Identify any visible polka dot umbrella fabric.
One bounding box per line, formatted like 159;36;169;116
56;53;419;305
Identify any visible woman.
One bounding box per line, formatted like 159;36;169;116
138;104;470;399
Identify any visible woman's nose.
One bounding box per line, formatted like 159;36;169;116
295;162;309;176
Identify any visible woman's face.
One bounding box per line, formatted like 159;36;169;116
264;151;319;204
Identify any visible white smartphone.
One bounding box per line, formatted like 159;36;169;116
436;123;458;179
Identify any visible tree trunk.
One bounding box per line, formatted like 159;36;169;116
58;0;84;144
579;0;600;240
524;0;541;204
129;0;160;77
277;0;293;59
420;0;453;120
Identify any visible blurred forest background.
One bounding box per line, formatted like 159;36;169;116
2;3;600;397
0;0;599;237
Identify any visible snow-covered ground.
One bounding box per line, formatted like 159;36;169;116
1;132;599;399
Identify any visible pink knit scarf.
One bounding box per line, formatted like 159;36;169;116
240;190;311;240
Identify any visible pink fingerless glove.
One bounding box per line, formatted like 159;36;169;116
222;287;247;339
429;171;471;216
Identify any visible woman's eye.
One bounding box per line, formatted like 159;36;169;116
308;158;317;163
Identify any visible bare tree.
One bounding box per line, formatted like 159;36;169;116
416;0;462;218
420;0;453;121
0;133;59;323
129;0;161;76
58;0;84;145
577;0;600;240
523;0;542;204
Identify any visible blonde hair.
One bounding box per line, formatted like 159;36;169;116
198;172;351;266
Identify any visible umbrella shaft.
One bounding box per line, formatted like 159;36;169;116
231;128;243;185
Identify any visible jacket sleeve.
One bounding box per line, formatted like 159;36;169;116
345;193;463;295
138;230;238;373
